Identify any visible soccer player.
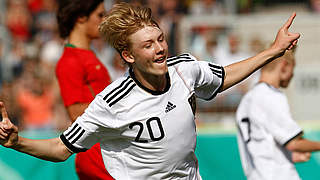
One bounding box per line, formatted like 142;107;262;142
0;2;299;179
55;0;113;179
236;47;320;180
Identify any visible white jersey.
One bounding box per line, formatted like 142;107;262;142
60;53;224;180
236;83;303;180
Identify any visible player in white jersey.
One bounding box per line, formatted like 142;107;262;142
0;2;300;179
236;47;320;180
61;53;224;179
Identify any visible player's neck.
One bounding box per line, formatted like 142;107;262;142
68;30;92;50
131;69;167;92
259;73;280;89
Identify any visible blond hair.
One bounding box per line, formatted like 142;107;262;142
99;2;159;54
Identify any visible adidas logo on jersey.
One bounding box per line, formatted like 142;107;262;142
165;101;176;113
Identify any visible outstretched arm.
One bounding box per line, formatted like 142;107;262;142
0;102;72;162
220;12;300;92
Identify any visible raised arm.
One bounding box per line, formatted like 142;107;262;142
0;102;72;162
220;12;300;92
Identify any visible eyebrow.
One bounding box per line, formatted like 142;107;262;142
142;32;164;43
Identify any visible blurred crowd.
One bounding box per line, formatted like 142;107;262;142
0;0;318;131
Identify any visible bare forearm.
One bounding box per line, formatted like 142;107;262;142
221;48;281;91
0;102;72;162
12;137;72;162
286;138;320;152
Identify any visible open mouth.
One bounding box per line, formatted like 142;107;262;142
154;56;166;63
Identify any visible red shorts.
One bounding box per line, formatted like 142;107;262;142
75;143;114;180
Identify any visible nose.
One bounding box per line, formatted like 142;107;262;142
155;41;164;55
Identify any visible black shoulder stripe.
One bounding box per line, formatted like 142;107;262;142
106;79;134;103
208;63;223;78
210;69;222;78
103;76;130;100
178;53;190;57
66;126;82;140
65;123;79;137
167;55;191;62
167;59;195;66
167;53;190;59
109;84;136;107
71;129;85;144
208;63;221;69
60;134;87;153
210;67;222;74
206;67;225;101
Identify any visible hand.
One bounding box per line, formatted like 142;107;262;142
292;151;311;163
0;102;19;148
271;12;300;53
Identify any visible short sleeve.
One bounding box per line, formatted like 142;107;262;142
56;54;91;107
192;60;225;100
168;53;224;100
257;94;302;146
60;95;116;153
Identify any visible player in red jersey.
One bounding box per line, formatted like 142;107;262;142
55;0;113;179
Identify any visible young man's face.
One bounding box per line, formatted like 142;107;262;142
86;3;105;39
127;26;168;77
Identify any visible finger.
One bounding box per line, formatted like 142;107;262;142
3;120;19;133
0;134;7;140
0;102;9;120
0;122;10;132
283;12;296;30
292;39;298;46
1;119;14;131
0;130;8;138
3;120;15;131
0;128;9;139
288;32;301;40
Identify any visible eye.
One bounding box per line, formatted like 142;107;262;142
145;44;152;49
158;35;164;42
98;12;106;18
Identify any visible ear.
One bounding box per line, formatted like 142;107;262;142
77;16;88;24
280;60;288;73
121;50;135;64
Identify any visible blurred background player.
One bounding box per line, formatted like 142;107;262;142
55;0;113;179
236;46;320;180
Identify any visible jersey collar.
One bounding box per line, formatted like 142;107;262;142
129;68;171;95
258;82;281;93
